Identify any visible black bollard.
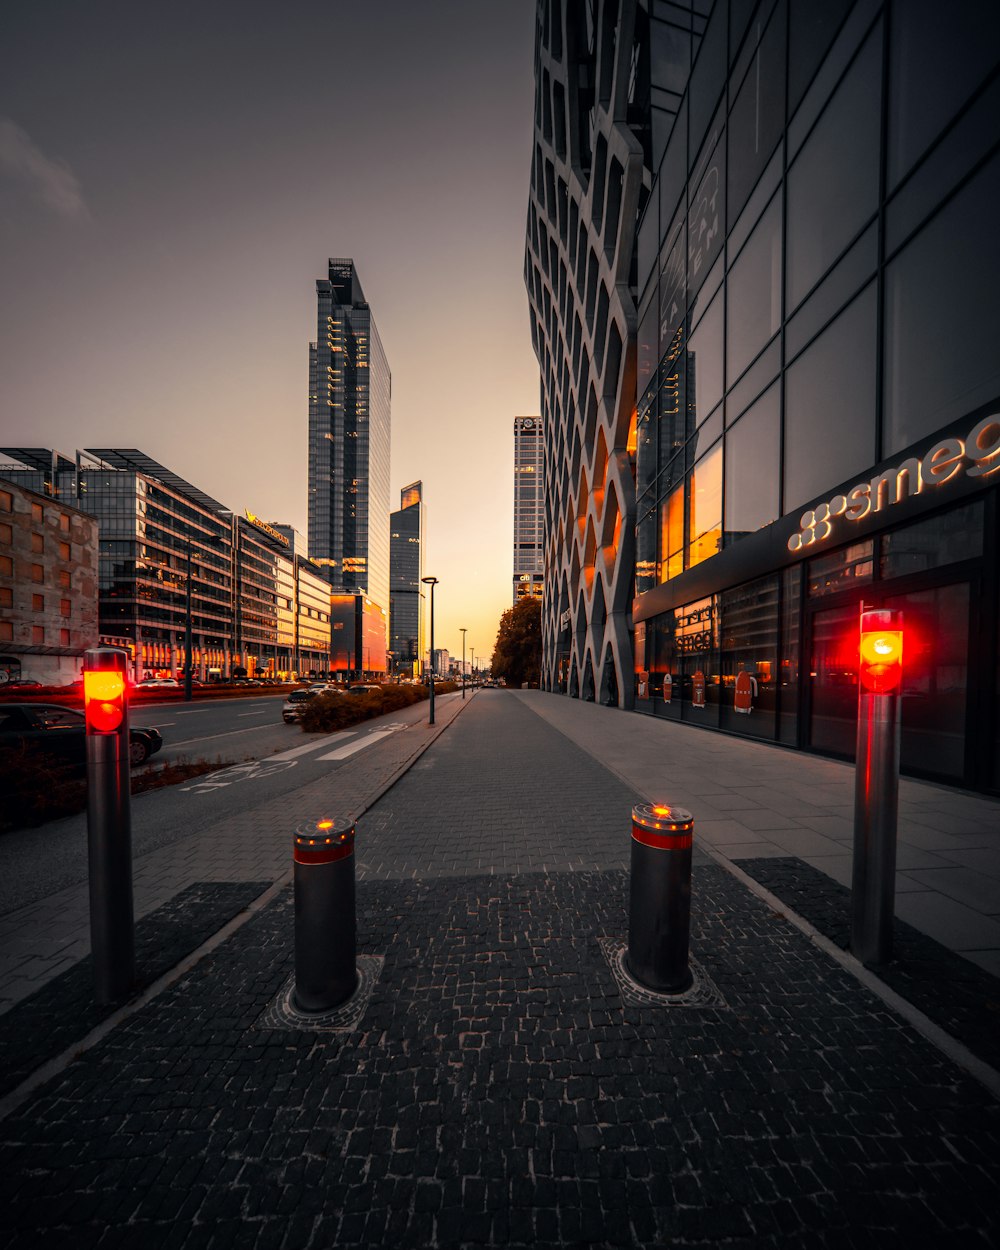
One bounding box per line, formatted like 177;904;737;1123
626;802;694;993
293;817;358;1013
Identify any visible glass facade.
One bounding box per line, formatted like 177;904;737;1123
308;259;392;622
0;449;335;680
513;418;545;602
389;481;424;673
627;0;1000;794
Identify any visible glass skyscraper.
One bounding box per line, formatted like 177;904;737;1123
308;258;392;618
389;481;424;674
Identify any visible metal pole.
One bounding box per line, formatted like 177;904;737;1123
293;818;357;1012
626;803;694;993
184;542;193;702
851;608;904;965
428;582;435;724
84;647;135;1004
461;627;467;700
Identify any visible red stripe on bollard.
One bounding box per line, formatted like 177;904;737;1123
294;843;354;865
631;825;693;851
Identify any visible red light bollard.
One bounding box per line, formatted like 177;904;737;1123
851;609;904;965
83;646;135;1005
626;803;694;993
293;817;358;1013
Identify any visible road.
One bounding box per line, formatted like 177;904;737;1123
0;691;463;918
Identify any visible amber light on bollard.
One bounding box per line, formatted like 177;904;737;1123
292;816;358;1013
627;802;694;993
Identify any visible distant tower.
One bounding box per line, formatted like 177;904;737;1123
389;481;424;674
308;258;392;615
513;417;544;603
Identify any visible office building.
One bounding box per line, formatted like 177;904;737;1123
330;595;387;679
389;481;424;675
308;259;392;625
0;478;99;686
513;418;545;603
0;449;335;680
527;1;1000;795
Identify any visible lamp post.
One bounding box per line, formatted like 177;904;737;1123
184;541;194;703
471;647;475;687
421;576;439;725
460;627;467;700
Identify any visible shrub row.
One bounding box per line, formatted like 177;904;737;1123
299;681;459;734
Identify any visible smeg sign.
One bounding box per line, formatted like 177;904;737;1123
788;412;1000;552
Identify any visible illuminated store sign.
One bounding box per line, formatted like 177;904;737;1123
245;510;290;547
788;412;1000;553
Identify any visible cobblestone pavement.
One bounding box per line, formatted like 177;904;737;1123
0;692;470;1014
1;691;999;1247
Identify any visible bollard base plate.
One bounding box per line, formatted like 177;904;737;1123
598;938;727;1010
260;954;384;1033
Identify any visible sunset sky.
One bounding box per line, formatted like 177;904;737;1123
0;0;541;663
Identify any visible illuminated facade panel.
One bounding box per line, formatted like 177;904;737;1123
513;417;544;603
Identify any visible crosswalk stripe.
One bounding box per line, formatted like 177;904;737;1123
318;727;398;761
270;731;363;761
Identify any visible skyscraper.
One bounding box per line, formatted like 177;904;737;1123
389;481;424;675
308;258;391;616
513;417;544;603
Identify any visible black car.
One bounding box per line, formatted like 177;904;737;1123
0;703;163;770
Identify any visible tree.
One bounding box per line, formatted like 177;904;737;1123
491;597;542;688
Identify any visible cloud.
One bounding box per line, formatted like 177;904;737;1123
0;117;88;220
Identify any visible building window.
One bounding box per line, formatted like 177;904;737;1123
59;541;71;561
785;27;882;313
0;490;11;512
32;594;44;611
0;587;11;608
59;513;70;533
724;383;780;543
31;502;43;523
883;149;1000;456
0;523;11;546
0;555;12;576
60;628;71;646
31;533;44;554
31;564;44;583
32;626;44;645
58;570;71;589
0;622;12;642
783;283;877;513
60;598;71;617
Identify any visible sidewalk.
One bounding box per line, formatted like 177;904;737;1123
0;690;998;1247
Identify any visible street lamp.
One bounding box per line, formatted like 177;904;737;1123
460;627;467;700
421;576;439;725
471;647;475;686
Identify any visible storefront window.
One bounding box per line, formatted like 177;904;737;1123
785;26;881;311
779;564;801;745
883;149;1000;456
650;609;680;719
720;575;778;738
725;382;780;543
677;596;720;725
880;502;984;580
784;283;877;514
807;541;874;597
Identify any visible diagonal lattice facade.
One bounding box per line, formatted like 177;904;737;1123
524;0;654;707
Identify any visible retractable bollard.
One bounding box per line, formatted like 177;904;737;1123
293;817;358;1013
627;803;694;993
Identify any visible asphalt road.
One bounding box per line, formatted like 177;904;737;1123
128;692;299;766
0;693;461;917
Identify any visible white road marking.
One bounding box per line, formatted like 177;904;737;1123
171;726;272;747
318;727;399;760
237;710;268;717
271;733;362;761
175;711;201;716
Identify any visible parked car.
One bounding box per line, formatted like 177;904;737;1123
347;684;382;695
0;703;163;769
282;688;321;723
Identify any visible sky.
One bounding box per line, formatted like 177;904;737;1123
0;0;541;665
